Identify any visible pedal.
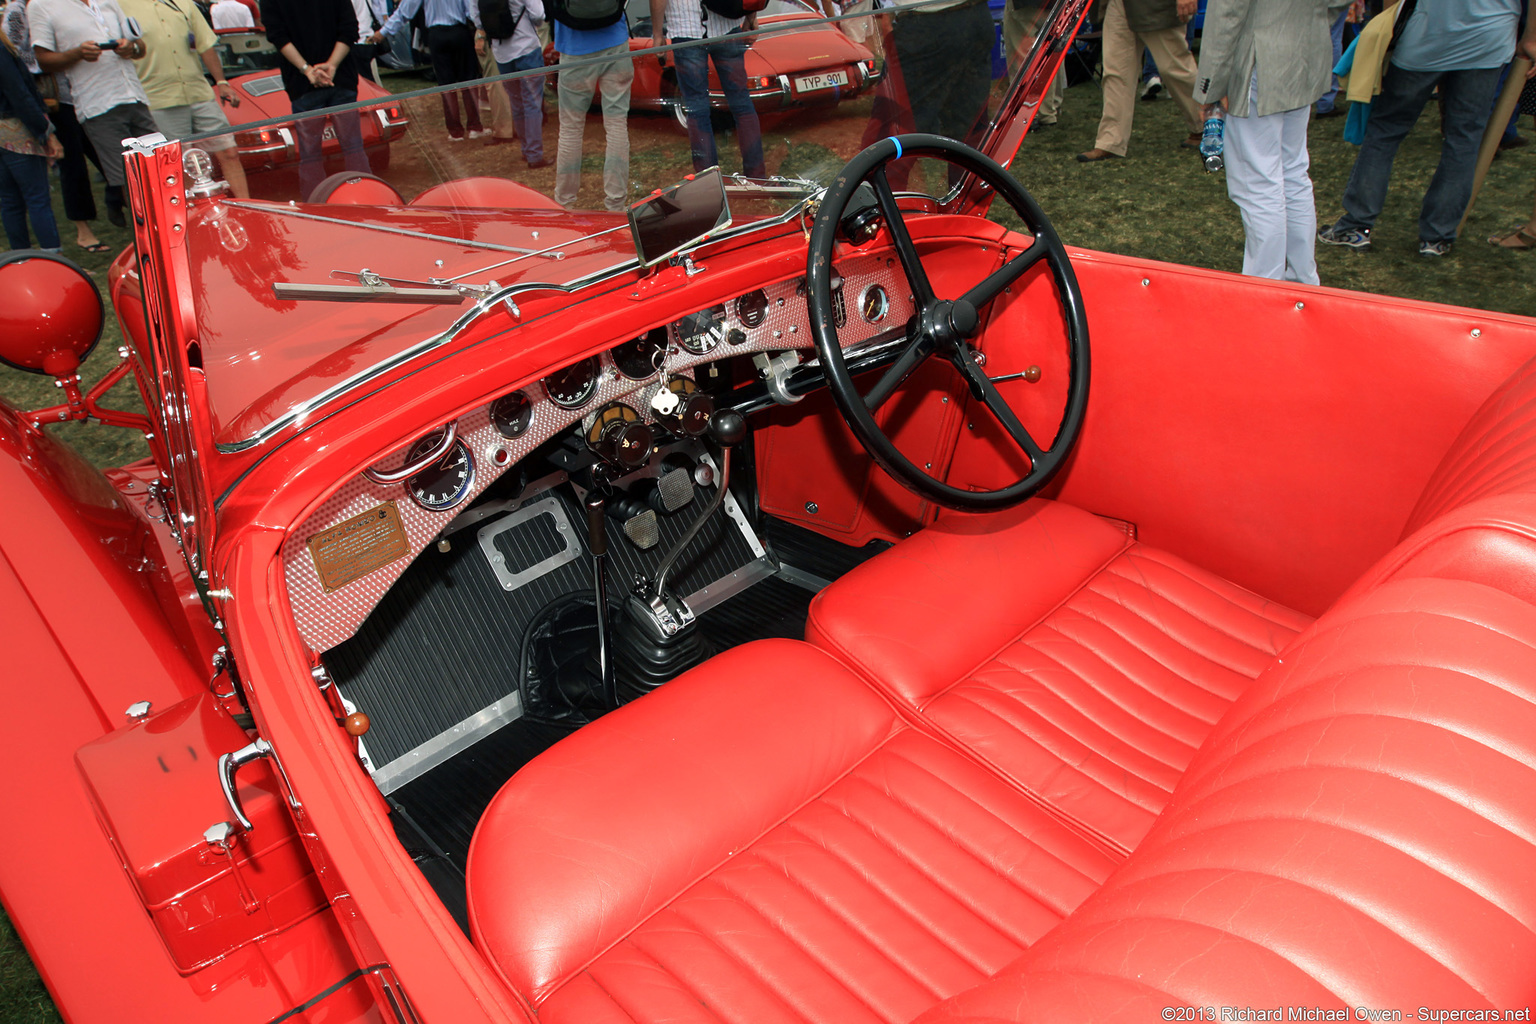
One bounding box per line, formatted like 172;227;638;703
654;464;694;513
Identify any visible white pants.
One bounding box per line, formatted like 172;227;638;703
1224;91;1319;285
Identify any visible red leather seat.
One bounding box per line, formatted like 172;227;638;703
806;499;1313;853
467;641;1120;1023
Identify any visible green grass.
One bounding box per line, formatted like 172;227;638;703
0;75;1531;1019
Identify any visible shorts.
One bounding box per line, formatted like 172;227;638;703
150;98;237;151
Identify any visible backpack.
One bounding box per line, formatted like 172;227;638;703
698;0;767;19
542;0;625;31
479;0;520;39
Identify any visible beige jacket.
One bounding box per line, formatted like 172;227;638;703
1193;0;1346;116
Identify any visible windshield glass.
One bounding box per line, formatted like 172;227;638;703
164;0;1073;449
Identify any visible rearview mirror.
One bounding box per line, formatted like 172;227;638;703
0;251;104;378
628;167;732;268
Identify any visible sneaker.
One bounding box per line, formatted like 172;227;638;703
1418;239;1453;257
1318;224;1371;250
447;130;466;142
1140;74;1163;101
467;128;490;139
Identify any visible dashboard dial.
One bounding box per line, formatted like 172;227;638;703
612;328;667;380
491;391;534;439
675;305;728;355
736;289;769;328
406;431;476;512
541;356;600;409
587;404;655;470
860;284;890;323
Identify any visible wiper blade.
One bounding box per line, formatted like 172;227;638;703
274;269;466;304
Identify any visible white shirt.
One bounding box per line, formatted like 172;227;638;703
28;0;149;120
209;0;254;29
662;0;742;40
350;0;385;43
471;0;544;63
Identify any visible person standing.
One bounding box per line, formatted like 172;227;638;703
1319;0;1536;256
209;0;253;30
349;0;385;80
1078;0;1203;161
1194;0;1342;284
551;12;631;210
0;18;63;250
120;0;249;197
473;0;546;166
371;0;485;140
29;0;150;228
651;0;764;179
261;0;370;198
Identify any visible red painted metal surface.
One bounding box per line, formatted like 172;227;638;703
0;251;103;376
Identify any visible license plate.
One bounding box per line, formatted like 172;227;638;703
794;70;848;93
322;124;336;141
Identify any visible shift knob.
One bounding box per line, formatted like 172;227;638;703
708;409;746;447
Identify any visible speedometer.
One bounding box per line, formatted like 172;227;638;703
675;305;728;355
541;356;600;409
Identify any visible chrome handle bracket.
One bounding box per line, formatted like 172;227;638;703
362;421;458;485
217;738;272;831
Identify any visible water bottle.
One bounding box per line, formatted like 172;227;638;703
1200;113;1224;173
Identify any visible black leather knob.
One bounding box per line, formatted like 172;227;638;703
708;409;747;447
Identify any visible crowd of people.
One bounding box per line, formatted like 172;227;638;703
0;0;1533;282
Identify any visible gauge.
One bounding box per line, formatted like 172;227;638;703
612;328;667;380
797;275;846;327
859;284;890;324
541;356;600;409
491;391;534;439
675;305;728;355
406;431;476;512
587;404;654;470
652;376;713;437
736;289;769;328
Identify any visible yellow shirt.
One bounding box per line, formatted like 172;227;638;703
119;0;218;110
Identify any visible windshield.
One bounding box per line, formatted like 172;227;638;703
165;0;1075;449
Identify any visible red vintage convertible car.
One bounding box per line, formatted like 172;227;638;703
3;1;1536;1021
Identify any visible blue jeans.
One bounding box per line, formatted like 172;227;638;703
291;87;370;200
1316;7;1348;113
0;148;61;250
1335;63;1503;244
672;36;765;179
498;50;546;163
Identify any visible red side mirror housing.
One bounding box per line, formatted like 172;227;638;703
0;250;104;378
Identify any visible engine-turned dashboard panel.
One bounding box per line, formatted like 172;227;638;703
281;251;912;651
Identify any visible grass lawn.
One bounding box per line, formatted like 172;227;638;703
0;71;1531;1019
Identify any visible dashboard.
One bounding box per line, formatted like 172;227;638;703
281;251;914;651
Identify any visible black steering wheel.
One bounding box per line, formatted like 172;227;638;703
806;134;1090;512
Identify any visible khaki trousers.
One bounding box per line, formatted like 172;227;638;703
479;45;517;141
1093;0;1201;155
1001;4;1065;122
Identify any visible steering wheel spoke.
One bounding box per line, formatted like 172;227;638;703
863;328;934;410
871;167;936;309
960;239;1048;311
950;347;1045;462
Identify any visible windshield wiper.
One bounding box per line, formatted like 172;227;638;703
274;269;466;304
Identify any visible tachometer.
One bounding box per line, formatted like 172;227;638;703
491;391;534;438
406;430;476;512
612;328;667;380
675;305;728;355
542;356;600;409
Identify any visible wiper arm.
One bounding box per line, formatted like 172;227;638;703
273;269;466;304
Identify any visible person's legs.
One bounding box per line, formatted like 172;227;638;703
1039;67;1065;122
483;44;517;141
1142;25;1202;135
1278;103;1318;284
448;31;486;133
933;1;995;148
0;151;32;250
595;49;633;211
501;51;547;164
671;40;718;172
50;104;98;239
1224;107;1289;280
555;53;598;207
709;38;765;177
1092;0;1137;155
1317;6;1347;114
1419;66;1503;244
1332;63;1440;233
80;104;146;226
429;26;468;136
0;149;60;249
290;92;330;198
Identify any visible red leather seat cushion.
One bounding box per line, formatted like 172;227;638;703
916;575;1536;1022
467;640;1119;1023
807;500;1313;852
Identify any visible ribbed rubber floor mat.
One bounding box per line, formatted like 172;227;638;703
764;516;892;582
698;575;815;646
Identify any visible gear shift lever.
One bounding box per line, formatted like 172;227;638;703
650;409;746;607
584;490;617;709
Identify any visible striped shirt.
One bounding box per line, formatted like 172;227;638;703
661;0;741;39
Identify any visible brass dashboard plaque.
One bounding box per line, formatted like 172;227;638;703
308;502;410;593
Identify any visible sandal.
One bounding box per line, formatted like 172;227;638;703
79;242;111;253
1489;226;1536;250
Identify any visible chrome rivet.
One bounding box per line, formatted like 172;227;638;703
941;396;949;404
164;175;176;185
169;196;179;206
435;259;444;267
126;700;152;720
1141;278;1150;287
1471;328;1482;338
1295;301;1305;311
436;538;451;553
788;324;798;334
925;462;933;469
172;224;182;232
967;422;975;430
805;502;819;514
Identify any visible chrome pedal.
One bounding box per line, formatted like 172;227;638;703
655;465;694;513
621;508;660;550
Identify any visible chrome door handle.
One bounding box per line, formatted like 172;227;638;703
217;738;272;831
